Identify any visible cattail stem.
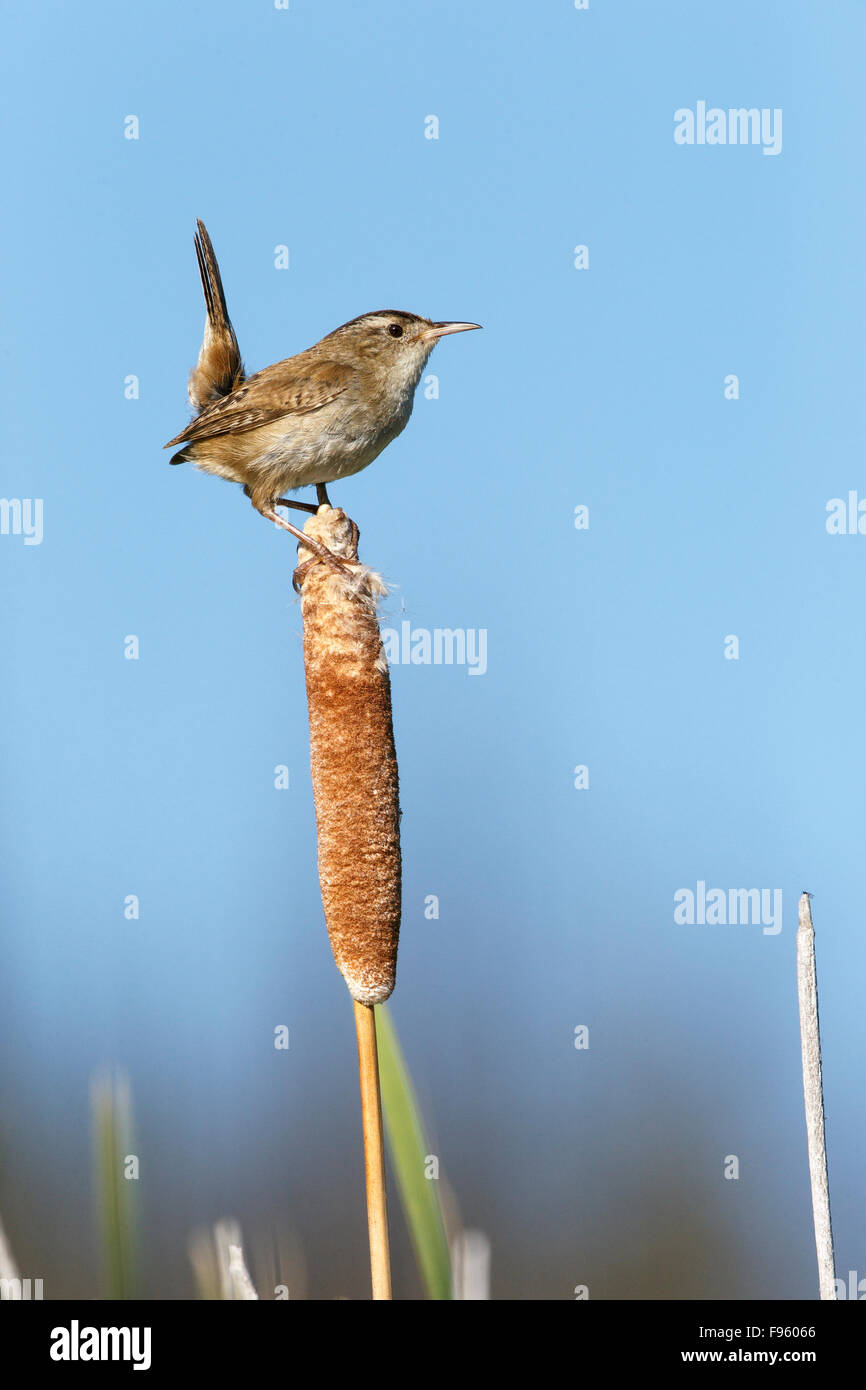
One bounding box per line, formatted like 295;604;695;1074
296;507;400;1299
796;892;836;1300
354;1002;392;1299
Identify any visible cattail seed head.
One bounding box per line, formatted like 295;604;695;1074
297;508;401;1004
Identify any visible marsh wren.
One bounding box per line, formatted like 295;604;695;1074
165;221;480;563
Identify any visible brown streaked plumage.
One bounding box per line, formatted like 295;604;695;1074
165;221;480;564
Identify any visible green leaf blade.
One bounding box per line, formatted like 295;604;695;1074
375;1004;452;1300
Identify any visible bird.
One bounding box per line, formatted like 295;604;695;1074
165;221;480;568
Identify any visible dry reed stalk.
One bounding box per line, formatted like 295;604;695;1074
296;506;400;1299
796;892;836;1300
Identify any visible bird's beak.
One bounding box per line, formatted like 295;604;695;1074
423;321;482;341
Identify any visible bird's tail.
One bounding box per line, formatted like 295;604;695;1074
186;220;246;411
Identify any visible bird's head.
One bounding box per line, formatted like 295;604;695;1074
323;311;481;376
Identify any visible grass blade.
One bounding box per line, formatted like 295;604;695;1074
374;1004;452;1300
91;1067;137;1299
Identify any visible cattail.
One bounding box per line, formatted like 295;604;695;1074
296;506;400;1298
297;507;401;1005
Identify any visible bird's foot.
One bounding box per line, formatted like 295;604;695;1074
254;508;353;589
274;495;318;515
292;513;361;591
340;514;360;553
292;555;340;591
257;501;357;592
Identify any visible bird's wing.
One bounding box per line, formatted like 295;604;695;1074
164;358;357;448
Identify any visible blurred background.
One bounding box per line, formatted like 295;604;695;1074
1;0;864;1299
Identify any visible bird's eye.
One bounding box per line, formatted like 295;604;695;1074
387;323;404;338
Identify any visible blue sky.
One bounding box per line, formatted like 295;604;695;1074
1;0;864;1298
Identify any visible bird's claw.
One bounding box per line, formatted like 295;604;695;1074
292;546;354;593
